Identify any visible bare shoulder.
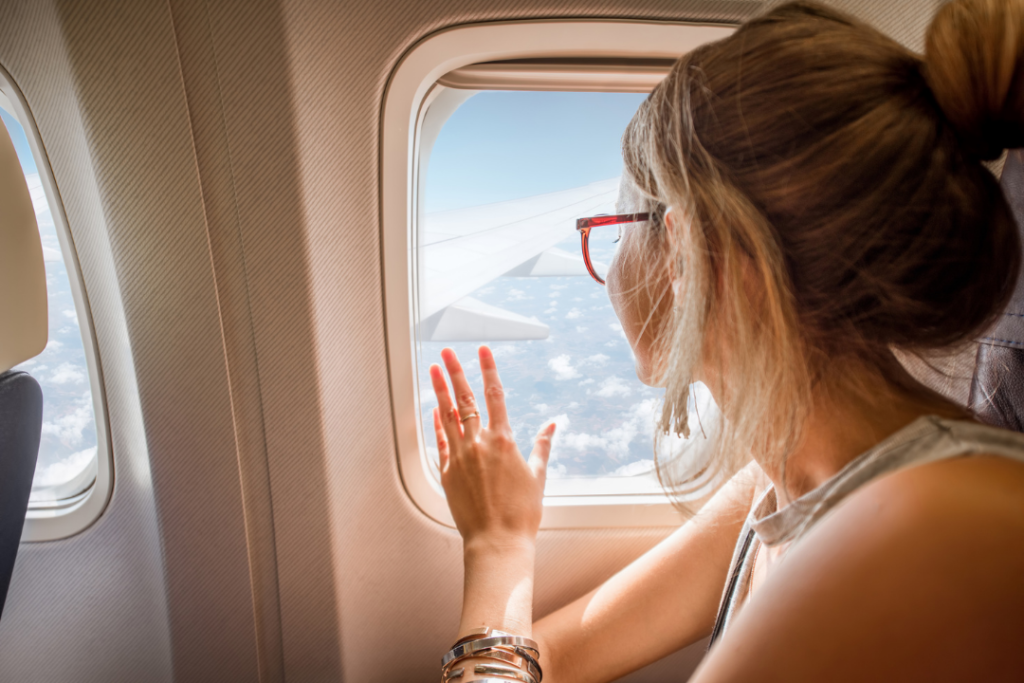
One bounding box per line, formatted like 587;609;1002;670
693;455;1024;683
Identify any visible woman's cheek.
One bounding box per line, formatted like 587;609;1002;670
606;241;671;387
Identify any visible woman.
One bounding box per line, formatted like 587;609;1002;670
430;1;1024;681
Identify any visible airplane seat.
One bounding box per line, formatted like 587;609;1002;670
0;111;47;620
0;370;42;620
969;149;1024;431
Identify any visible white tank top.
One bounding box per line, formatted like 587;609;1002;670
708;415;1024;646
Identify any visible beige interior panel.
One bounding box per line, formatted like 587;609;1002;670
0;0;946;681
0;103;46;373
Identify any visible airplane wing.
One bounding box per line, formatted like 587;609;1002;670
418;177;617;341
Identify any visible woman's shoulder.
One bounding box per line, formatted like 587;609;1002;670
824;451;1024;581
693;451;1024;682
827;417;1024;551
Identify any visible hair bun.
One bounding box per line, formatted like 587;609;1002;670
925;0;1024;160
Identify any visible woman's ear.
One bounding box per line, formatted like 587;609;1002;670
662;207;684;297
663;206;679;238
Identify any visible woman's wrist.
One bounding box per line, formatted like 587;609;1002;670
463;533;537;560
460;534;537;637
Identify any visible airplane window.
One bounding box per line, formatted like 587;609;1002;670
2;106;99;506
416;90;713;488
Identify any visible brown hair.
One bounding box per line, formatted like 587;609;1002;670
623;0;1024;502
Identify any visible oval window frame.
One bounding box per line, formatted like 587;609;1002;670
381;19;735;529
0;66;113;542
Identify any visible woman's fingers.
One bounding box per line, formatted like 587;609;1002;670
441;348;481;440
429;363;462;446
433;407;450;472
478;346;510;431
528;422;557;480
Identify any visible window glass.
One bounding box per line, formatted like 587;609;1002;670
417;91;679;481
3;106;98;503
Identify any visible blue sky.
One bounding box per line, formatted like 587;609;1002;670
419;90;674;478
425;91;647;213
0;107;37;174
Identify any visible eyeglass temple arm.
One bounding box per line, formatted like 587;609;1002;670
577;227;605;285
575;213;650;230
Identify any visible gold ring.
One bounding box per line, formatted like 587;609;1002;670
460;411;480;423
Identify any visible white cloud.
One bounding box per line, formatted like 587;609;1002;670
507;289;528;301
62;309;77;320
611;459;655;477
551;413;571;429
578;378;595;386
41;400;93;446
565;308;582;320
548;355;579;380
50;362;86;385
575;326;589;333
532;403;550;413
560;431;614;452
549;291;561;299
42;246;63;262
584;353;610;365
32;446;97;489
546;462;568;479
420;388;438;406
597;375;632;398
544;308;558;315
45;339;63;351
547;398;661;462
490;344;521;359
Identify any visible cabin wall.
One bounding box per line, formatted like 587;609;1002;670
0;0;943;681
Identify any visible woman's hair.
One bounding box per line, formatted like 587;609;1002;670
622;0;1024;504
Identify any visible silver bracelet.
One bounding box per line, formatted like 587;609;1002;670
512;646;543;680
442;646;541;682
442;635;540;666
474;663;538;683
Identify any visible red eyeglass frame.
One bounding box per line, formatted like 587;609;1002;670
575;213;651;285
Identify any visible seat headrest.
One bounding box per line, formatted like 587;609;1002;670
979;150;1024;349
0;114;46;373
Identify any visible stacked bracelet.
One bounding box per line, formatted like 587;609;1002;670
442;646;542;683
442;630;542;683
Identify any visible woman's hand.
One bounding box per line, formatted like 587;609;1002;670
430;346;556;549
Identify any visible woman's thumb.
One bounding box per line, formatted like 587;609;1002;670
528;422;557;478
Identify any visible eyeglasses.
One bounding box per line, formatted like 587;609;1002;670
576;213;651;285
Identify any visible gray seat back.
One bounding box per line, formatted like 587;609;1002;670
0;370;42;619
970;150;1024;430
